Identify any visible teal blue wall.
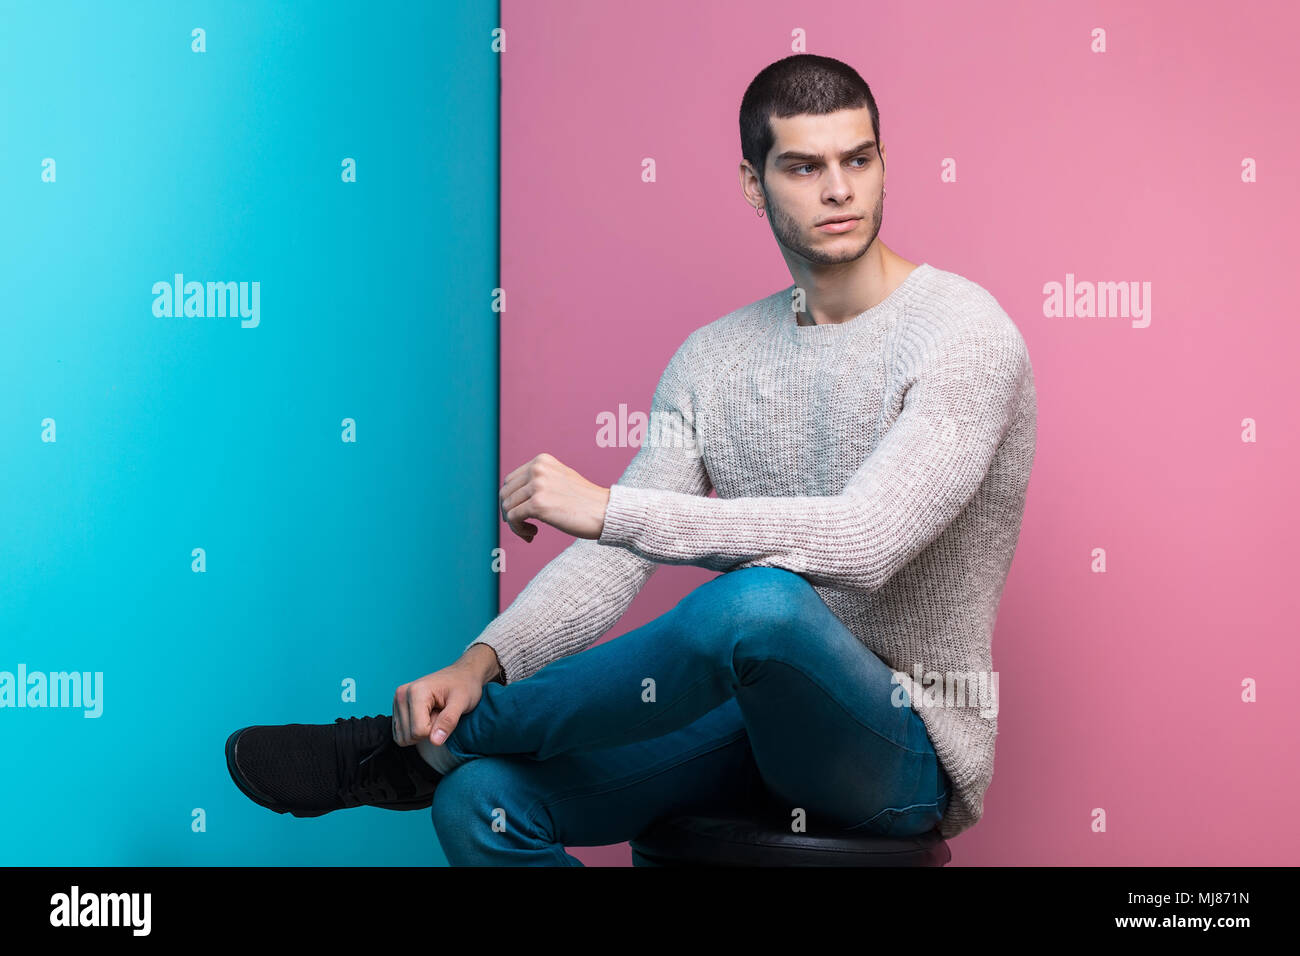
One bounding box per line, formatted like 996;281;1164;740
0;1;499;864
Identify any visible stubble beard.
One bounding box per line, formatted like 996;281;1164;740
765;186;884;267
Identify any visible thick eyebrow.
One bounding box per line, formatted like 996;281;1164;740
773;140;877;164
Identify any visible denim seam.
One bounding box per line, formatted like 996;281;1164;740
850;788;951;831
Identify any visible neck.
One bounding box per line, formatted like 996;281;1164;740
789;246;908;327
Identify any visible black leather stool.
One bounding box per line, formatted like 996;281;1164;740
630;806;951;866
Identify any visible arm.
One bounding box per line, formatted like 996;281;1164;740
594;321;1032;593
462;334;712;684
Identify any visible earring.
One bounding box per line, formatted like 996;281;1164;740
756;206;765;218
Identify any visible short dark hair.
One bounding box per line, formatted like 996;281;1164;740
739;54;880;189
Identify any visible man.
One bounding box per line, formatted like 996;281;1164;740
226;53;1037;865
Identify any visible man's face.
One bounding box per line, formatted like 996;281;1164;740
758;107;884;266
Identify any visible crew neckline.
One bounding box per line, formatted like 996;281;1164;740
772;262;932;347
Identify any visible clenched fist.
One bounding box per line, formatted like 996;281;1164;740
499;452;611;542
392;662;485;747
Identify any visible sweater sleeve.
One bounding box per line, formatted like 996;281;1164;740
463;334;712;684
594;319;1032;593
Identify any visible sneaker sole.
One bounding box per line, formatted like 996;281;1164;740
225;725;437;817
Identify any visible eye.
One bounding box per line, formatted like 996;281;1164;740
794;164;816;175
851;156;871;167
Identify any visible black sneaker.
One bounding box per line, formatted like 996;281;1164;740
225;714;442;817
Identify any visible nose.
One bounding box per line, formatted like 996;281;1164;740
823;167;852;202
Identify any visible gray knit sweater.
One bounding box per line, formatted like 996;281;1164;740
466;262;1038;839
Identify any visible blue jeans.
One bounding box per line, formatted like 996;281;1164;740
431;566;951;865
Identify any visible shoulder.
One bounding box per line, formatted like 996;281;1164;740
690;286;781;345
666;286;784;370
904;264;1030;370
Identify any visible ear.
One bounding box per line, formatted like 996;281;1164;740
738;160;762;206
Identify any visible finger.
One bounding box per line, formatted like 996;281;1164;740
500;481;532;516
500;484;525;525
498;460;542;516
502;484;540;538
504;500;539;540
430;691;468;745
397;686;418;743
401;685;419;746
498;473;525;523
411;684;440;740
498;455;560;517
500;462;531;492
392;686;408;745
501;453;552;490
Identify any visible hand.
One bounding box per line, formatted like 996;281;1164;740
392;661;485;747
499;452;611;542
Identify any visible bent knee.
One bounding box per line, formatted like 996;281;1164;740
430;760;549;863
430;757;521;835
687;567;823;634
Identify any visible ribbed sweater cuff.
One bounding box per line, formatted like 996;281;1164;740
597;482;654;550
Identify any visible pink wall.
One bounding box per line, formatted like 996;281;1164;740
500;0;1300;865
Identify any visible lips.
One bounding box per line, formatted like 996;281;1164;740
815;216;862;233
